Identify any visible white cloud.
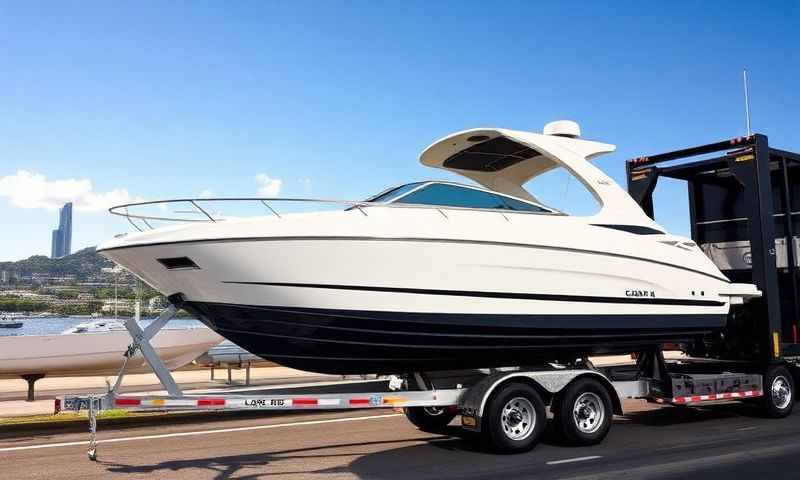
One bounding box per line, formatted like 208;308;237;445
198;188;214;198
255;174;283;197
0;170;141;212
298;177;312;193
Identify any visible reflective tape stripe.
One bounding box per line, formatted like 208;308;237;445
671;390;762;404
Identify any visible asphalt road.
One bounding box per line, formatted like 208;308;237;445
2;400;800;479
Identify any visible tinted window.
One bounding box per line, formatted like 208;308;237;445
367;182;425;203
396;183;547;212
498;196;549;213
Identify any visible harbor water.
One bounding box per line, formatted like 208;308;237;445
0;316;203;336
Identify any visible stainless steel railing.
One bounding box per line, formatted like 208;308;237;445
109;197;562;232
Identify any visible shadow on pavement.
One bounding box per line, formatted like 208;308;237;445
622;402;765;426
101;437;436;479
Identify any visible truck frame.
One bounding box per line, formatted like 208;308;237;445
60;133;800;460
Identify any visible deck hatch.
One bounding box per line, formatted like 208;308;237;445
443;136;541;172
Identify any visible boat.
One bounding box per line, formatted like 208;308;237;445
0;314;23;329
0;319;222;378
96;121;760;374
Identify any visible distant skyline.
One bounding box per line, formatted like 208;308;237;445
0;1;798;261
50;202;72;259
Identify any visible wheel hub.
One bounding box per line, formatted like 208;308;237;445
573;392;605;434
501;397;535;441
771;375;792;410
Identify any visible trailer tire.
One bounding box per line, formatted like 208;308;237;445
761;365;794;418
482;382;546;453
553;377;613;445
404;406;456;433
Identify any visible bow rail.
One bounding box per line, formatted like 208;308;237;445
109;196;564;232
109;197;379;232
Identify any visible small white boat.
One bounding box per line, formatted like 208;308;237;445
0;320;222;378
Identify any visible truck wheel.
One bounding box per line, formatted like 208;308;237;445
762;365;794;418
554;377;613;445
482;382;546;453
404;406;456;433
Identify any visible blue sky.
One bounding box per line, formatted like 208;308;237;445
0;1;798;261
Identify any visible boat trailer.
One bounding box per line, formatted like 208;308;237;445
58;301;778;461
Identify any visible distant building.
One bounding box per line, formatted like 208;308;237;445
148;296;165;312
50;202;73;258
101;298;135;313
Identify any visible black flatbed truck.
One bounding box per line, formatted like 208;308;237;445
626;133;800;416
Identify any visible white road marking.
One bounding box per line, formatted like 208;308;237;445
0;413;402;453
546;455;603;465
736;426;757;431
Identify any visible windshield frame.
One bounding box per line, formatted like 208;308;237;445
367;181;562;215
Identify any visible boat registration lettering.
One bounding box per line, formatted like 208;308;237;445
244;398;287;407
625;289;655;298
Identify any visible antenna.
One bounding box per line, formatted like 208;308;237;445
743;69;752;136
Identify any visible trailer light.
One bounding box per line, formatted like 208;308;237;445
115;398;142;406
773;332;781;358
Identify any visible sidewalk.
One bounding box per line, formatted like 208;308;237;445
0;365;341;418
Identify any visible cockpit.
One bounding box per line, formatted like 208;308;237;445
367;181;556;213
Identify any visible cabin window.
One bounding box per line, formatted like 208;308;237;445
394;183;550;212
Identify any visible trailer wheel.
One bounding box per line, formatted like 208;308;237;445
482;382;546;453
553;377;613;445
404;406;456;433
761;365;794;418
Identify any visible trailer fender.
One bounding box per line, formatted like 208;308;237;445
459;370;621;432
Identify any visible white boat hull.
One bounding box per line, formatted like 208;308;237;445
0;328;222;378
100;208;735;373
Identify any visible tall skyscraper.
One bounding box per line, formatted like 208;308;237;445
50;202;73;258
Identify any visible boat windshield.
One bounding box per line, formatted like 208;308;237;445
366;182;426;203
370;182;552;213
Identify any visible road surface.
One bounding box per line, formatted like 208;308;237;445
2;400;799;479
